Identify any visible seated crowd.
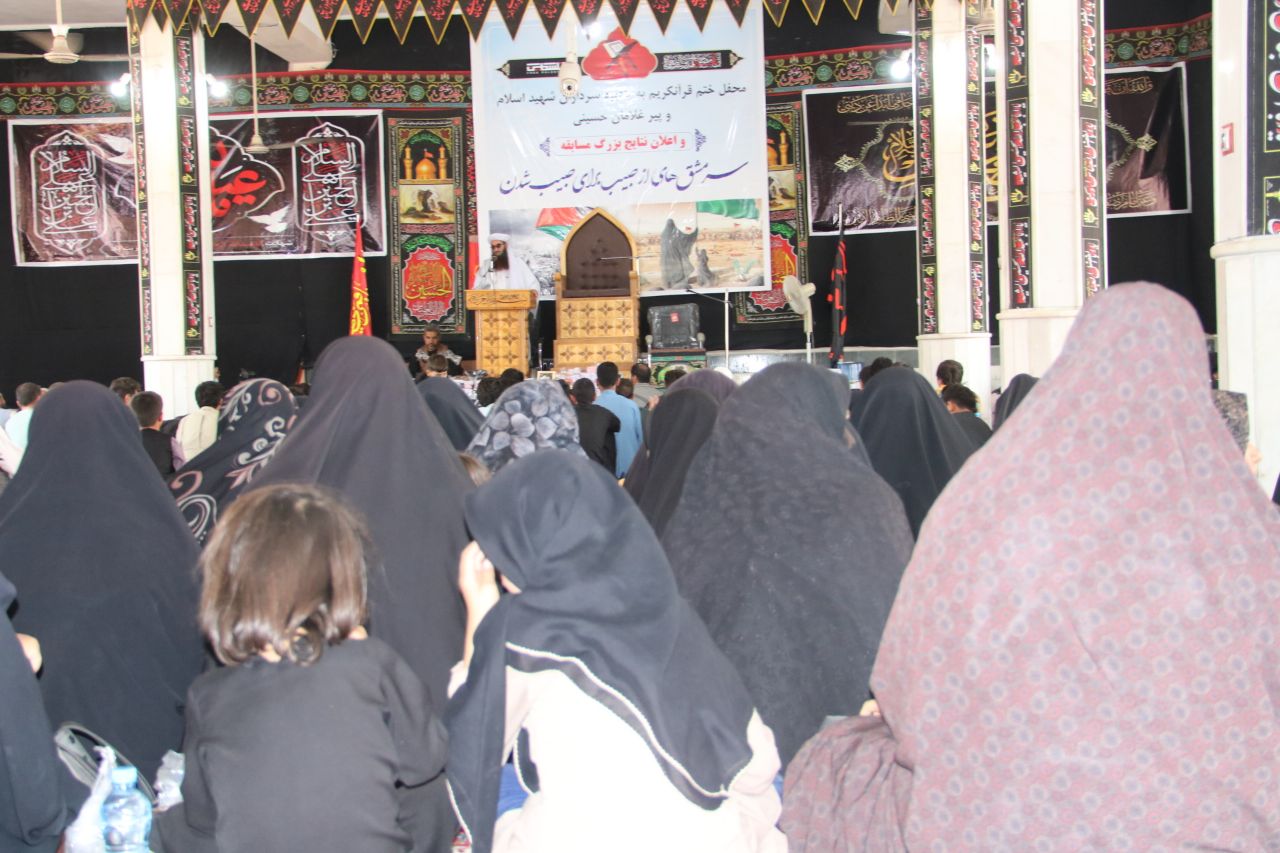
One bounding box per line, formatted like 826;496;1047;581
0;282;1278;852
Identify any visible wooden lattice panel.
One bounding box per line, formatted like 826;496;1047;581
554;340;639;369
475;312;528;375
558;298;638;339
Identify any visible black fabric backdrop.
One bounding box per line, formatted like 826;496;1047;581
0;0;1214;400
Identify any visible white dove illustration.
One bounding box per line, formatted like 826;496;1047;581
248;205;291;233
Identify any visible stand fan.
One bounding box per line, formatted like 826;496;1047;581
782;275;817;364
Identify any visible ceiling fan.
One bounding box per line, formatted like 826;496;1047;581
0;0;128;64
243;32;313;154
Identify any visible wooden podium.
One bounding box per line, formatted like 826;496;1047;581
465;289;536;376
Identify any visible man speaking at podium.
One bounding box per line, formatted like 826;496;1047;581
473;234;541;368
474;234;540;293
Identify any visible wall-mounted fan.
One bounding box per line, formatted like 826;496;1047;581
0;0;128;64
782;275;817;364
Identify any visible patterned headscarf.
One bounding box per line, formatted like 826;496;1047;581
783;283;1280;850
465;379;584;473
169;378;296;544
1212;389;1250;451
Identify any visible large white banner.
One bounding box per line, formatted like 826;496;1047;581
471;3;768;299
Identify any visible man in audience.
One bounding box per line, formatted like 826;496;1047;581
109;376;142;405
661;367;686;388
935;359;963;392
594;362;643;478
130;391;184;477
858;357;895;388
413;324;463;377
941;383;992;449
498;368;525;391
176;380;224;461
0;425;22;481
475;377;503;416
629;363;660;408
0;392;10;431
421;354;451;378
4;383;43;450
618;377;651;443
570;378;621;475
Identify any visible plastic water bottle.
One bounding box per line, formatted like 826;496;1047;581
101;766;152;852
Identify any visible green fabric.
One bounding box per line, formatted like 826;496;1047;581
695;199;759;220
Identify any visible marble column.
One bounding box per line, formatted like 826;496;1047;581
1210;0;1280;491
915;0;993;399
128;14;216;418
994;0;1105;384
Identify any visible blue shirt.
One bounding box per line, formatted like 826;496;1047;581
596;389;643;478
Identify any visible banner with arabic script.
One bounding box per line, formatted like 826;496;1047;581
387;113;470;337
8;120;139;266
803;85;916;236
471;4;769;298
208;111;385;258
1103;64;1189;217
735;101;805;327
9;112;385;265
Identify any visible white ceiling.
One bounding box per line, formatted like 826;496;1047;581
0;0;336;70
0;0;390;30
0;0;130;31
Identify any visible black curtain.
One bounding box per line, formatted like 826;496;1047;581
1104;58;1214;331
0;141;143;398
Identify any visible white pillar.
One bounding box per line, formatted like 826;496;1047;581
995;0;1104;382
129;15;216;419
916;0;992;400
1211;0;1279;491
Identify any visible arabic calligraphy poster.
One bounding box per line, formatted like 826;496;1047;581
1103;64;1189;217
9;112;385;265
387;114;469;336
470;3;769;298
9;119;139;266
803;85;916;235
985;81;999;225
209;111;385;258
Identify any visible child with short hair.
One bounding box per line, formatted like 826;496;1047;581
153;483;450;853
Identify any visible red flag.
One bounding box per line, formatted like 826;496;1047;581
349;223;372;336
828;222;847;367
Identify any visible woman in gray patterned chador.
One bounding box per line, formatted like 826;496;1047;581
662;362;914;767
782;283;1280;850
